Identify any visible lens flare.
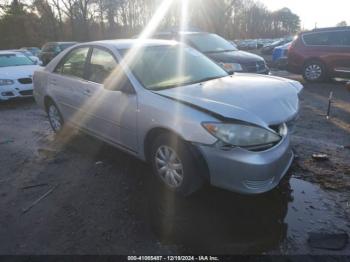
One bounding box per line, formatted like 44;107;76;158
56;0;175;146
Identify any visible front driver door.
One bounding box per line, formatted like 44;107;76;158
77;47;138;152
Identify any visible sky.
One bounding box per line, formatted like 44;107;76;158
260;0;350;29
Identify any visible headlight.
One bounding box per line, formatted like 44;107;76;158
220;63;243;72
0;79;14;86
202;122;282;147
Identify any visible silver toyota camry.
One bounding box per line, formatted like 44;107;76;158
33;39;303;195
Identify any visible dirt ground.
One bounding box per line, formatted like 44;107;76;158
0;75;349;255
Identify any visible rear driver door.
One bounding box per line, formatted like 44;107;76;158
49;46;91;127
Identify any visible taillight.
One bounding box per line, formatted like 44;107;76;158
289;41;296;50
290;35;300;49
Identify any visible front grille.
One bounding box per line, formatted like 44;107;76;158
244;177;274;190
256;61;266;71
19;90;33;96
18;78;32;84
243;61;266;73
269;125;280;133
269;123;288;137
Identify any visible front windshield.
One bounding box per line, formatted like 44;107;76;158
0;54;35;67
120;45;228;90
186;33;238;53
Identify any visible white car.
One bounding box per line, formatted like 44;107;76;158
0;51;42;101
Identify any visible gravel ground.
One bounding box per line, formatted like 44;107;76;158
0;77;349;255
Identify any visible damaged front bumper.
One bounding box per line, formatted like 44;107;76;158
196;132;294;194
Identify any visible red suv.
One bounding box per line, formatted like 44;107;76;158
288;27;350;82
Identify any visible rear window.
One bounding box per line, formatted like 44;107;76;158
42;44;59;52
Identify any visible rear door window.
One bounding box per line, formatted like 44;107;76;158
54;47;90;79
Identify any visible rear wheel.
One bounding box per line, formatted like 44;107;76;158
150;134;203;196
47;101;64;133
303;61;327;82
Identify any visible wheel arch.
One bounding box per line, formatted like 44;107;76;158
143;127;210;181
44;95;55;112
303;57;329;72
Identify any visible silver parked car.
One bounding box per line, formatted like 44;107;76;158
33;40;303;195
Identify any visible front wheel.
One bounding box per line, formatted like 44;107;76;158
303;61;327;82
47;101;64;133
150;134;203;196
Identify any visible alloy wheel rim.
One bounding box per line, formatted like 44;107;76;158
48;105;62;132
155;145;184;188
305;64;322;80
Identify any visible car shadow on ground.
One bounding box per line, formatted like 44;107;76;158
57;131;294;254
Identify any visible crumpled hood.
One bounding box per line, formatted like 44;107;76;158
0;65;42;79
155;74;303;128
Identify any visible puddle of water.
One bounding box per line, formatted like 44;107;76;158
147;177;349;254
281;179;349;254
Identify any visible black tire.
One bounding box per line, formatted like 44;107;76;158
302;60;327;82
46;100;64;133
150;134;203;196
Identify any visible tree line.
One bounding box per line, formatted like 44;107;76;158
0;0;301;49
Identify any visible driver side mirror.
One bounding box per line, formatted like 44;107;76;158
227;69;235;75
120;79;135;94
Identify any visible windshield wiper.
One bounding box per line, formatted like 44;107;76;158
205;49;236;54
150;75;227;91
196;75;229;83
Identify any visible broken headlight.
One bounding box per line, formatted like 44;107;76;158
202;122;283;147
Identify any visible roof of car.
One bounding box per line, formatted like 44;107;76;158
21;47;40;49
304;26;350;34
45;42;77;45
87;39;179;49
313;26;350;31
153;31;209;36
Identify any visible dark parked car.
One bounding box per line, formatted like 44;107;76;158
152;31;269;74
288;27;350;82
261;37;293;55
39;42;77;65
20;47;41;57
